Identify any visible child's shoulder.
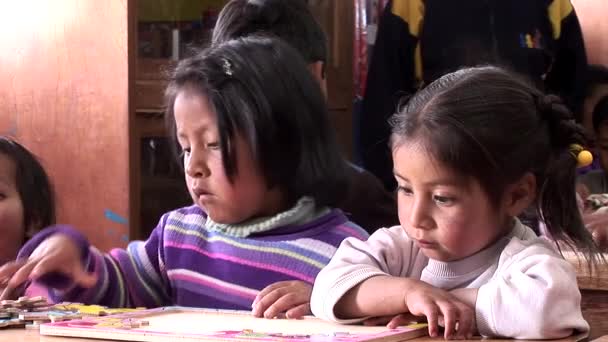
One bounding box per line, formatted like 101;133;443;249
316;209;371;241
159;204;207;229
332;213;370;240
338;224;416;255
261;209;369;245
499;221;565;266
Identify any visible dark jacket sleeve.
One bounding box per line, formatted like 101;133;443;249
359;0;419;190
544;1;588;115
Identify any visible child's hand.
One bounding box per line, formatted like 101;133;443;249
252;280;312;319
363;313;420;328
405;282;474;339
0;234;97;300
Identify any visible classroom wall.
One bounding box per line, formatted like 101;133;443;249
572;0;608;66
139;0;226;22
0;1;132;251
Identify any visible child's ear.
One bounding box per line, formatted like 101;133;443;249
503;172;537;216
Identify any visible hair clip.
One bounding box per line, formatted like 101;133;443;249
222;58;233;76
570;144;593;168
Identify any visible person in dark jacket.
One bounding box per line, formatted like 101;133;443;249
360;0;588;190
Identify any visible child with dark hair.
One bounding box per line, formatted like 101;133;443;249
577;95;608;248
0;37;368;319
581;65;608;137
0;137;55;265
212;0;398;234
311;66;601;339
579;96;608;194
213;0;328;93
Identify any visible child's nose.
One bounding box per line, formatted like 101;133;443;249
184;150;210;178
408;198;432;230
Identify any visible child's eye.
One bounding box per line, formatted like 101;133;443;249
180;147;191;157
396;186;413;196
433;195;454;206
206;142;220;150
0;193;5;200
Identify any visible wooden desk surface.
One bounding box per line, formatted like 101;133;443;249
563;251;608;340
563;251;608;290
1;253;603;342
0;330;590;342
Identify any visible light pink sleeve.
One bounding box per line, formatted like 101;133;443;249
476;241;589;339
310;226;428;322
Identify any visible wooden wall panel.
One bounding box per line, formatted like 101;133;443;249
0;1;131;251
309;0;355;159
572;0;608;66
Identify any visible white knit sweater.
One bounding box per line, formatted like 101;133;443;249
311;219;589;339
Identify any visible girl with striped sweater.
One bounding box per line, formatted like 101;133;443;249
0;36;368;319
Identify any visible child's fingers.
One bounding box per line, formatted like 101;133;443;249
285;302;310;319
252;287;286;317
440;304;458;339
422;304;439;338
363;315;393;326
29;253;77;281
0;260;26;284
0;261;36;300
262;292;304;319
455;306;474;339
386;313;419;329
253;281;288;307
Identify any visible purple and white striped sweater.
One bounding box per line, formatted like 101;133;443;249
20;205;368;310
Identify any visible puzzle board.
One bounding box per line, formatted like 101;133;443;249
40;307;428;342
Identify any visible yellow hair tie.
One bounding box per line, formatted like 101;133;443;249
570;144;593;168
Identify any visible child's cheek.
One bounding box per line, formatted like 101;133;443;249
0;214;24;263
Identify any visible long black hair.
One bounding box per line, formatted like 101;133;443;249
0;137;55;239
212;0;327;67
165;36;348;207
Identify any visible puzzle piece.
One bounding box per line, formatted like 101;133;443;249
0;296;146;330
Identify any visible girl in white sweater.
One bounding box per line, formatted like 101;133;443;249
311;66;603;339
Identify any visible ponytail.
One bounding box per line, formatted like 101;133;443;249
535;94;604;268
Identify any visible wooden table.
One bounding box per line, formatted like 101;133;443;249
1;253;603;342
0;329;590;342
564;252;608;340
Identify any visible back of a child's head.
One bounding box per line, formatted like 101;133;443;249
390;66;599;260
165;35;348;207
586;65;608;95
0;137;55;237
592;95;608;133
581;65;608;136
212;0;327;65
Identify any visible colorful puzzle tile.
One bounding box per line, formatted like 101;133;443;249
0;296;145;330
54;304;108;316
103;308;146;315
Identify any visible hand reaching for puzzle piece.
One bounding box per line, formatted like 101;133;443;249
251;280;312;319
0;234;97;300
